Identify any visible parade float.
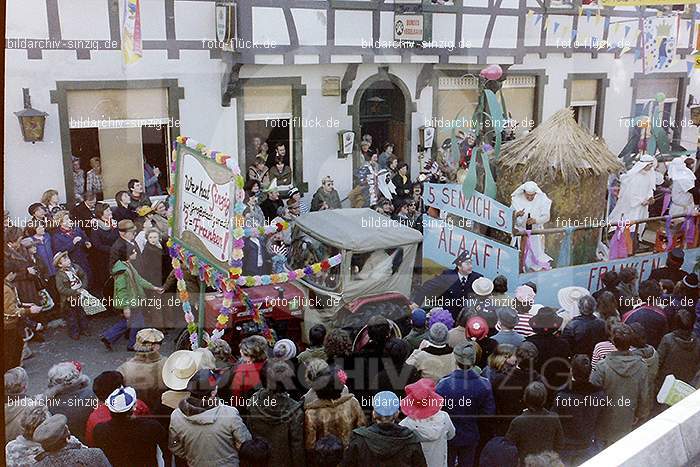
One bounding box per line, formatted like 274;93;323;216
168;136;421;351
496;108;624;265
422;104;700;307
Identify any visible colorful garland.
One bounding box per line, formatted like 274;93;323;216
169;136;343;348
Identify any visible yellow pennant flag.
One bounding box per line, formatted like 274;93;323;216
579;6;584;16
544;17;551;31
527;9;534;17
621;45;631;55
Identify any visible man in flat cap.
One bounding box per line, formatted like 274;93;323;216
33;414;110;466
117;328;167;412
109;219;141;270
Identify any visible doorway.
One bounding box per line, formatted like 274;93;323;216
358;81;406;163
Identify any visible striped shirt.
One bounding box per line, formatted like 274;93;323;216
515;313;536;337
591;340;617;368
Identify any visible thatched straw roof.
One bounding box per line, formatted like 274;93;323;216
497;108;623;184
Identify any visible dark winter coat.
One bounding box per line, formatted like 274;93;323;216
246;389;305;467
342;423;427;467
260;197;284;221
656;330;700;388
370;359;420;399
70;202;97;235
140;242;168;286
589;350;650;444
490;365;542;436
435;369;496;447
113;206;136;223
562;314;607;358
525;332;572;393
412;269;483;317
505;409;564;462
93;416;168;467
552;380;606;451
622;305;669;348
33;233;57;277
89;223;119;292
649;265;688;285
4;245;41;303
52;227;91;282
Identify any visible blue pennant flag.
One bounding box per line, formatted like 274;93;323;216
585;9;592;21
634;48;641;62
534;14;542;25
624;25;631;36
688;60;695;77
571;29;578;41
687;21;693;31
554;22;560;33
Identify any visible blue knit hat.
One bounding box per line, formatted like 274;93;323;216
373;391;400;417
411;309;427;328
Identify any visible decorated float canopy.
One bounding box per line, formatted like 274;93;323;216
167;136;342;347
295;208;423;253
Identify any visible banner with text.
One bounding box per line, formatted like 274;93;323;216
519;248;700;307
424;183;513;233
176;152;233;263
423;218;519;279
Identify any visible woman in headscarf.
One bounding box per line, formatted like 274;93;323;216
668;156;697;216
608;154;660;235
510;181;552;271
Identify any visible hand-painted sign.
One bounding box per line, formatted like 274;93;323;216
394;14;424;42
423;218;519;278
177;152;233;262
519;248;700;307
424;183;513;233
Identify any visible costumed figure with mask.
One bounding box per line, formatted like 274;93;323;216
511;181;553;272
608;154;660;234
668;156;697;217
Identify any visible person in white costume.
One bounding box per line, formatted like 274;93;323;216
608;154;659;234
511;181;553;271
668;156;697;217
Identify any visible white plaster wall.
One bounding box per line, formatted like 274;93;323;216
4;47;233;221
514;52;700;154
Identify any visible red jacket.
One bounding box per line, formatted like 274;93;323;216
85;399;150;446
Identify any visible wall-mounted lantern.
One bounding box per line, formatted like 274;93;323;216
14;88;48;143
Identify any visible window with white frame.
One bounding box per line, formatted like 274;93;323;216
243;85;295;190
569;79;599;134
634;78;680;132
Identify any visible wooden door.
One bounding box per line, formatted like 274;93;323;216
387;119;405;162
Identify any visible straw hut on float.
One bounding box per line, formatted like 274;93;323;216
496;108;624;265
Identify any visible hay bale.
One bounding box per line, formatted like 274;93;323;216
495;108;623;265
